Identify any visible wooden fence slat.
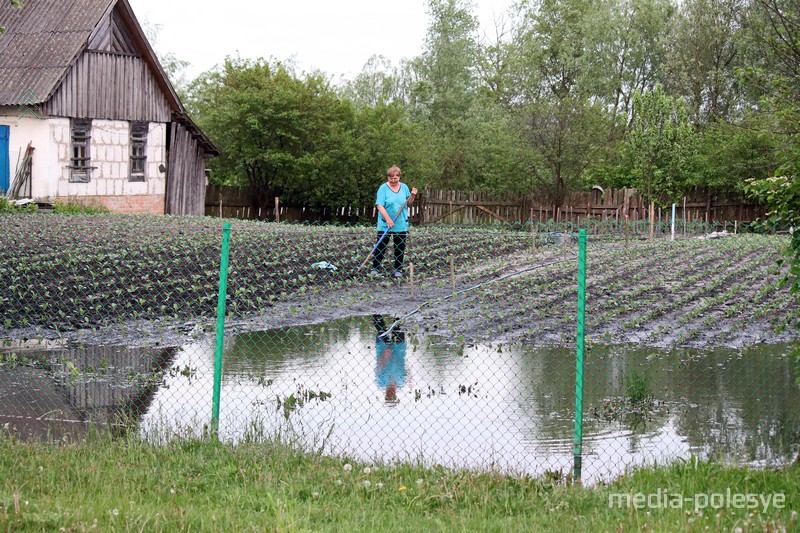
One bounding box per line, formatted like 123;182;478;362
204;185;765;224
474;204;509;223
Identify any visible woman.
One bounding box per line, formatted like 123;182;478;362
372;165;418;277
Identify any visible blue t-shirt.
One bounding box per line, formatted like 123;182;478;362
376;338;407;389
376;182;411;233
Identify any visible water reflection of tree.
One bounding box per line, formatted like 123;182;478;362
224;318;365;377
516;344;800;465
218;322;800;468
664;347;800;463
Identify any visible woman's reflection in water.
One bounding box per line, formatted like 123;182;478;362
372;315;407;406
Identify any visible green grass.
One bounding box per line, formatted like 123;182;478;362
0;197;110;214
52;199;110;215
1;433;797;532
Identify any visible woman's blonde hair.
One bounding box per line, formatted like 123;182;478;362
386;165;402;178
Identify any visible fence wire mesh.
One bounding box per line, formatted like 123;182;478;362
1;213;798;484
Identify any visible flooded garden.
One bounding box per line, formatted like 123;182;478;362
1;215;798;484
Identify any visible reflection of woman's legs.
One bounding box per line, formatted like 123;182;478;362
393;232;407;272
373;232;390;270
372;314;387;335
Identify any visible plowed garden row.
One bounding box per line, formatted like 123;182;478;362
0;214;797;349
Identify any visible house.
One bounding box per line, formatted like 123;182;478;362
0;0;218;215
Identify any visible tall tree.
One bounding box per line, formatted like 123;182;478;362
661;0;745;124
627;85;695;202
341;55;404;109
689;113;778;195
744;0;800;300
592;0;674;136
476;9;517;106
510;0;612;205
187;58;358;210
411;0;481;188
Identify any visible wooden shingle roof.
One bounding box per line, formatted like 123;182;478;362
0;0;185;113
0;0;117;105
0;0;218;155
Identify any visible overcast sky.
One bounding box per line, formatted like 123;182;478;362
128;0;515;81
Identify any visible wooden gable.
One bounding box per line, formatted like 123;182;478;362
88;8;139;55
41;1;176;122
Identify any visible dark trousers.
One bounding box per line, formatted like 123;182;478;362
373;232;407;272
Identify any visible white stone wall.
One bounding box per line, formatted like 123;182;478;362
54;119;168;199
1;115;169;210
0;115;53;198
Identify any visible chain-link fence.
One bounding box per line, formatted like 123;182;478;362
1;213;798;484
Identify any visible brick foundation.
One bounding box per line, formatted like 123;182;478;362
55;195;166;214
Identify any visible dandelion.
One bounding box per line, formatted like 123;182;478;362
111;508;119;517
399;486;407;491
38;466;44;473
343;463;352;473
376;482;384;489
336;479;343;486
312;491;320;499
363;480;371;488
416;479;424;487
363;467;371;475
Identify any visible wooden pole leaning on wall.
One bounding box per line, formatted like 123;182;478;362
450;255;456;294
275;196;281;223
649;200;655;240
625;214;630;247
683;197;687;237
409;263;415;298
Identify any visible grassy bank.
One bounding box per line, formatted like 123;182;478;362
1;434;797;532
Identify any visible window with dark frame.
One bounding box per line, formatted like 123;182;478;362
69;119;92;183
129;121;148;182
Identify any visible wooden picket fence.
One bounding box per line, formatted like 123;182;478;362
417;188;764;226
205;185;765;225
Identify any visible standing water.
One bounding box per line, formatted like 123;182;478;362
140;316;800;484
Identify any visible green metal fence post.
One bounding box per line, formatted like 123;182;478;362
573;228;587;482
211;222;232;435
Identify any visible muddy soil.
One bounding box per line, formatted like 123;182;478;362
7;236;794;353
221;236;799;350
1;213;797;351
